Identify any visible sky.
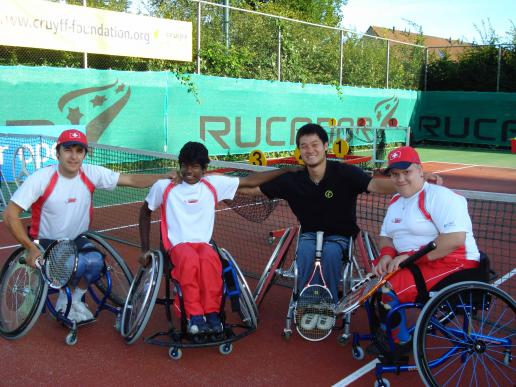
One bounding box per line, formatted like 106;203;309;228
341;0;515;44
130;0;515;44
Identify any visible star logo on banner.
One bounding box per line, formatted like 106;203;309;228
90;95;107;107
67;107;84;124
58;80;131;142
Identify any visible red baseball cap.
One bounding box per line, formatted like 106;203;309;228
56;129;88;150
384;146;421;173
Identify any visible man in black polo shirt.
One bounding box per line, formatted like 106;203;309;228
253;123;439;302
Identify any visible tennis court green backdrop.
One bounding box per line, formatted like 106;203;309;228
0;66;515;154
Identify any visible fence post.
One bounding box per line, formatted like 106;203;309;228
277;25;282;81
196;1;202;74
424;48;429;91
223;0;230;48
339;30;344;86
83;0;87;68
496;45;502;92
385;40;390;88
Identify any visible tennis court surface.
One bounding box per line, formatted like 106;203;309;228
0;135;514;386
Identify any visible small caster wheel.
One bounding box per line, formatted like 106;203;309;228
338;335;350;346
282;330;292;341
504;351;512;365
267;236;275;245
352;345;365;360
114;313;122;332
219;343;233;355
168;347;182;360
374;377;390;387
65;331;77;346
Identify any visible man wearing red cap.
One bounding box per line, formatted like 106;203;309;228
370;145;480;350
4;129;175;322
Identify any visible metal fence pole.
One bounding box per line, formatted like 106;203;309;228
424;48;429;91
385;41;390;88
223;0;230;48
196;1;202;74
83;0;87;68
277;26;282;81
496;45;502;92
339;30;344;86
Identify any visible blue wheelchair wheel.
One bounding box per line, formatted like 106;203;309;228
0;247;48;339
414;281;515;387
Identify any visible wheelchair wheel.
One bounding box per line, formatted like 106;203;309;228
121;250;163;344
0;247;48;339
253;227;295;307
85;233;133;306
414;281;516;387
220;248;258;329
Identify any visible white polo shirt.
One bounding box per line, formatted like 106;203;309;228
11;164;119;240
380;182;480;261
145;175;239;246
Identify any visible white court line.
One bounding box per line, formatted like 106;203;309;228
332;359;380;387
432;165;477;174
423;161;516;171
332;267;515;386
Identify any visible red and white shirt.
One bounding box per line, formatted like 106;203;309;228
145;175;239;247
11;164;119;240
380;182;480;261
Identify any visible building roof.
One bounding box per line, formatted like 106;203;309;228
365;26;472;60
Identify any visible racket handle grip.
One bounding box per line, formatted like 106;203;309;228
315;231;324;258
399;241;437;269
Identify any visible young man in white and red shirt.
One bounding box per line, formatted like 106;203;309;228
4;129;175;323
139;141;296;336
371;145;480;347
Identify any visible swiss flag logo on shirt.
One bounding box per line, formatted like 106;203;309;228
67;198;77;204
393;218;401;223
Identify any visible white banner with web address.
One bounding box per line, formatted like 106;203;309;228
0;0;192;61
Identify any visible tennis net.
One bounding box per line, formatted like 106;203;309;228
0;133;514;298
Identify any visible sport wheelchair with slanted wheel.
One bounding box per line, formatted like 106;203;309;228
254;227;375;343
120;242;258;360
0;232;133;345
347;252;515;387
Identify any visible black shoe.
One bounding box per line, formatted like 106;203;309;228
206;312;224;334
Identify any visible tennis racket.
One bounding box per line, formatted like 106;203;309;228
294;231;336;341
334;241;436;315
20;240;79;289
12;145;34;188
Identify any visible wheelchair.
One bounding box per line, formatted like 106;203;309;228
120;242;258;360
0;232;133;345
254;227;375;343
349;252;515;387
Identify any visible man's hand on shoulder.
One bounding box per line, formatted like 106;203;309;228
423;172;443;185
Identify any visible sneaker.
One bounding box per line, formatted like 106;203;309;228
206;312;224;334
188;315;209;335
300;313;319;330
316;314;335;331
72;301;95;322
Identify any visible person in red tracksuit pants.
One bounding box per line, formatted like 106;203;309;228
370;146;480;353
139;142;296;335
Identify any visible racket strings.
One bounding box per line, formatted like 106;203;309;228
295;285;335;341
336;277;382;314
45;241;77;288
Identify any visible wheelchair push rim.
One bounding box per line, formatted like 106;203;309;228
121;250;163;344
413;281;516;387
0;247;48;340
84;232;134;307
219;248;258;329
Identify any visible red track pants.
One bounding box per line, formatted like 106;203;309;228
170;242;222;318
387;256;479;303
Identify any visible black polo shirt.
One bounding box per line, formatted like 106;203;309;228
260;160;372;237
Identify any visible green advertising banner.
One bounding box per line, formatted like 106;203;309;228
1;66;514;154
412;92;516;147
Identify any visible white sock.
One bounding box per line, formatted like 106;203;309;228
72;288;87;303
